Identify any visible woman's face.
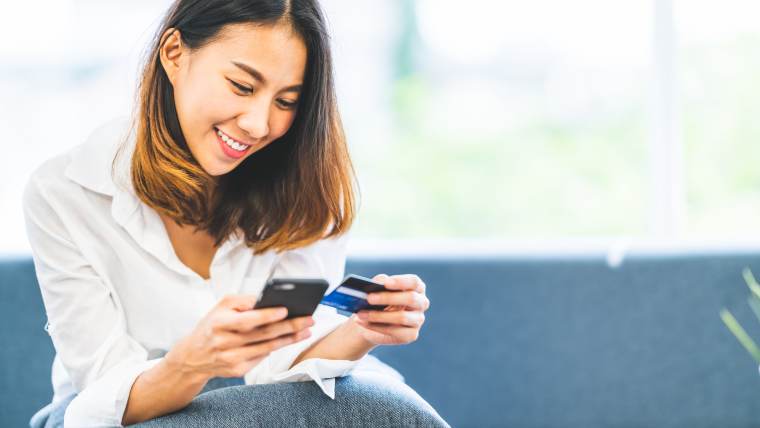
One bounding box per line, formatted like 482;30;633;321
160;22;307;176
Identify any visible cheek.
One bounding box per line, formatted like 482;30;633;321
175;76;234;129
269;111;298;139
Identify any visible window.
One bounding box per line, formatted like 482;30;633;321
2;0;758;254
677;0;760;238
341;0;652;239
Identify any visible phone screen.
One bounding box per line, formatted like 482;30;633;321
254;278;329;319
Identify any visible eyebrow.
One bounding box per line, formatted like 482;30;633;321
231;61;302;93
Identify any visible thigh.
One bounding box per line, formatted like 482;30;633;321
30;378;243;428
131;372;450;428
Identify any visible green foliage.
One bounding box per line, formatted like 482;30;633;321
721;268;760;364
680;35;760;236
354;73;650;238
352;4;760;240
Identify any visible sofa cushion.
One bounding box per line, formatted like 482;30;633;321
4;250;760;427
0;257;55;426
348;251;760;427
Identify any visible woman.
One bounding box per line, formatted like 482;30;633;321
23;0;448;426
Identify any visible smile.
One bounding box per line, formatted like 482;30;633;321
216;128;251;152
215;127;252;160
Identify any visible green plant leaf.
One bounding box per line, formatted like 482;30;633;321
742;267;760;300
748;296;760;325
720;308;760;364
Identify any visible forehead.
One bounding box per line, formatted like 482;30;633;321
194;22;307;83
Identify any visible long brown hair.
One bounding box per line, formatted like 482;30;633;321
115;0;356;254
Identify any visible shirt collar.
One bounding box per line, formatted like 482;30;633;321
62;117;246;279
62;117;169;267
63;116;135;198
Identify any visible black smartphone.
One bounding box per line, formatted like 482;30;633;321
253;278;329;319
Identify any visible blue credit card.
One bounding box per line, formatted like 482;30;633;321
320;274;387;315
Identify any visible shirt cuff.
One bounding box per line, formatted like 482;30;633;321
270;357;361;398
244;305;362;399
63;358;161;427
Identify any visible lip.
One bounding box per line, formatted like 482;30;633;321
215;128;250;160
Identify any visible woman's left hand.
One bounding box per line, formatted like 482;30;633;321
350;273;430;346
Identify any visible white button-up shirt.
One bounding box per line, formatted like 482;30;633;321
22;118;372;427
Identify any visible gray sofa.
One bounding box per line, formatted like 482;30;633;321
3;248;760;427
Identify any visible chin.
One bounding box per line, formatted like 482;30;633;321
206;165;235;177
197;158;235;177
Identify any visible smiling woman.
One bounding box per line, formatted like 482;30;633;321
160;24;307;170
22;0;446;427
128;3;353;254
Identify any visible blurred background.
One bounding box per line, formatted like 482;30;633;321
1;0;760;255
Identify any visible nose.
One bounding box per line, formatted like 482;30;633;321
237;101;270;140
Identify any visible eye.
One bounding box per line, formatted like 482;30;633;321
277;99;298;110
227;78;253;95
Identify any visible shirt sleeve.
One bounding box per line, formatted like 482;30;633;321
23;175;158;427
243;232;364;398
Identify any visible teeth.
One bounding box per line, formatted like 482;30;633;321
230;141;246;151
216;129;249;152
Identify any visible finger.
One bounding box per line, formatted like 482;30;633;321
357;309;424;328
367;291;429;311
372;273;390;283
217;294;261;311
233;329;313;362
375;274;425;292
221;307;289;332
237;316;314;346
354;319;420;340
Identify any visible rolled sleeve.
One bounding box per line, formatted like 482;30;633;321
23;175;153;426
64;358;161;427
244;232;363;398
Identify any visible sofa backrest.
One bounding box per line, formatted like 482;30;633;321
0;257;54;427
348;251;760;427
2;251;760;427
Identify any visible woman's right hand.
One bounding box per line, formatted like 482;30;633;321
165;294;314;382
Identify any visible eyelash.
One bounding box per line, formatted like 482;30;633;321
228;79;253;94
227;79;298;110
277;99;298;109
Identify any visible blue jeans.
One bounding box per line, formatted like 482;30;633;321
32;372;450;427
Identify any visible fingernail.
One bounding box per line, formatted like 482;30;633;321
357;311;368;319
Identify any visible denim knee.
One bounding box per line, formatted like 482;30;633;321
132;372;449;428
334;372;451;428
